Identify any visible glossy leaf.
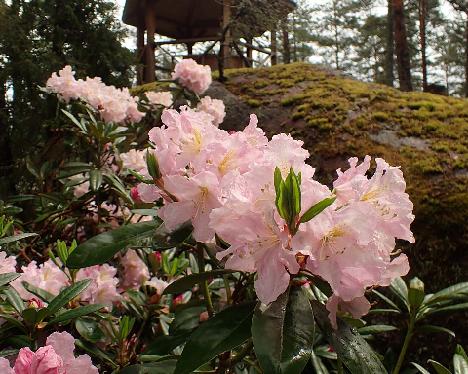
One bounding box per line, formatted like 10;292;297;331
411;362;431;374
89;169;103;191
417;325;455;338
428;359;452;374
358;325;397;335
75;318;105;343
144;331;192;355
311;301;387;374
21;281;55;302
0;273;20;287
425;282;468;305
390;277;409;311
152;221;193;250
4;287;25;313
454;345;468;374
119;360;177;374
48;304;105;325
163;270;237;295
67;221;162;268
46;279;91;316
300;196;336;223
175;302;255;374
252;286;315;374
0;233;37;245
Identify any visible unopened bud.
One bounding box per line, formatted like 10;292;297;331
146;151;162;180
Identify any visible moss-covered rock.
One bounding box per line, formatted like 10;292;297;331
135;62;468;292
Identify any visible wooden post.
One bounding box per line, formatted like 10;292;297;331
136;25;144;85
219;0;231;79
144;0;157;83
271;28;277;65
187;43;193;56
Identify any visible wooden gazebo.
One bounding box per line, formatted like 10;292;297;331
122;0;295;83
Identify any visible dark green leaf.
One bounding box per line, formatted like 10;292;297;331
425;302;468;316
119;360;177;374
75;339;118;368
89;169;103;191
252;286;315;374
417;325;455;338
0;233;37;245
358;325;397;335
372;290;401;312
152;221;193;250
75;318;105;343
454;345;468;374
299;196;336;223
67;221;162;268
411;362;431;374
46;279;91;316
390;277;409;312
163;270;237;295
311;301;387;374
21;282;55;302
169;305;206;335
175;302;255;374
144;332;192;355
425;282;468;305
428;359;452;374
48;304;105;324
0;273;20;287
4;287;25;313
311;350;330;374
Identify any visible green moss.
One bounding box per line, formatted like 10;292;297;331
372;112;389;122
246;99;262;107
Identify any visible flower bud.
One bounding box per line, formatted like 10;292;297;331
146;151;162;180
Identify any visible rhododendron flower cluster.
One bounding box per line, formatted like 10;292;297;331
171;58;212;95
46;65;144;124
196;96;226;127
0;331;98;373
137;106;414;325
5;253;122;309
0;251;16;273
146;91;173;108
121;250;150;289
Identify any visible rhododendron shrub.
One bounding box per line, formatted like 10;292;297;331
2;59;467;374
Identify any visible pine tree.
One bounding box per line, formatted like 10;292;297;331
0;0;133;196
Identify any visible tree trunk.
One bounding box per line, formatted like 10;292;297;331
282;20;291;64
143;0;156;83
385;0;395;86
419;0;428;91
271;28;277;65
393;0;413;91
465;17;468;97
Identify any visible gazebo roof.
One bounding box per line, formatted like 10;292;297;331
122;0;296;39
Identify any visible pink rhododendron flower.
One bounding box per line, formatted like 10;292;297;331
12;260;69;300
76;264;121;308
172;59;212;95
146;91;173;108
120;149;147;173
0;251;16;273
46;332;98;374
159;171;222;242
196;96;226;127
121;250;150;289
145;277;169;295
140;103;414;327
2;332;97;373
136;183;160;203
0;357;14;374
46;66;144;124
